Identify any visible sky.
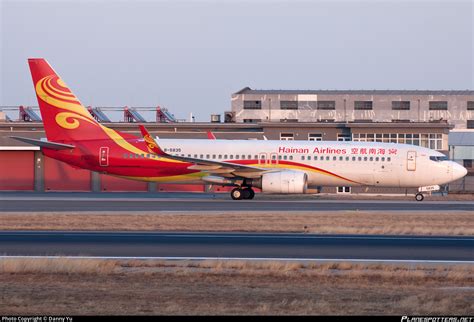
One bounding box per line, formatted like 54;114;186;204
1;0;473;121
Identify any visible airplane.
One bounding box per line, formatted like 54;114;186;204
12;58;468;201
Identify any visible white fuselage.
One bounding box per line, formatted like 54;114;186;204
155;139;467;188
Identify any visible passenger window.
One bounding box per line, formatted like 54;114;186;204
284;155;288;160
314;156;318;160
364;157;368;161
301;156;305;160
346;156;349;161
260;155;265;159
218;155;222;159
141;154;145;158
339;156;343;161
333;156;337;161
235;155;239;160
212;155;216;159
200;154;203;159
358;157;362;161
381;157;385;161
369;157;373;161
146;154;150;158
387;157;391;162
242;155;246;159
130;154;134;158
272;155;276;160
326;156;330;161
375;157;379;161
194;154;198;158
352;156;356;161
206;154;210;159
188;154;191;157
135;154;139;158
123;153;128;158
230;155;233;159
289;156;293;160
278;155;282;160
254;155;258;160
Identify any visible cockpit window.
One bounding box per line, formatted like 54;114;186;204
429;156;449;162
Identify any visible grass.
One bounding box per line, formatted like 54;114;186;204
0;211;473;235
0;258;473;315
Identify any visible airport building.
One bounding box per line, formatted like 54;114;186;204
230;88;474;129
0;86;473;194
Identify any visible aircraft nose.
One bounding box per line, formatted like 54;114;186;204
452;162;468;180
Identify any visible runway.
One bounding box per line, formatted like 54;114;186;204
1;192;473;212
1;231;473;262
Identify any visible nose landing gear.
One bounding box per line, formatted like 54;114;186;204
415;193;424;202
231;187;255;200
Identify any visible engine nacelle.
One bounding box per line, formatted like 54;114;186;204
255;170;308;194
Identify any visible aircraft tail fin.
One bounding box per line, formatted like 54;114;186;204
28;58;108;142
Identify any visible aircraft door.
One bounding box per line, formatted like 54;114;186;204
99;147;109;167
407;151;416;171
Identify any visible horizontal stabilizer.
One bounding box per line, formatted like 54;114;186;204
10;136;75;150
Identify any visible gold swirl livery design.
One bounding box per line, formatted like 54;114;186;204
35;75;96;129
35;75;181;164
143;134;159;153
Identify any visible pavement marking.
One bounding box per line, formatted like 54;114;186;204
1;232;473;242
1;197;473;205
1;255;473;264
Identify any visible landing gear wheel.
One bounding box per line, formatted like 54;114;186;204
415;193;424;202
248;188;255;200
241;188;251;200
231;188;243;200
240;188;255;200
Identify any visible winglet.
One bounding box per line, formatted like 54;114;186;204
139;125;166;156
206;131;216;140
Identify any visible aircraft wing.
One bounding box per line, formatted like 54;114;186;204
139;125;272;178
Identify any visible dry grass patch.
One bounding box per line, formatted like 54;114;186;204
0;258;116;274
1;258;473;315
0;210;473;235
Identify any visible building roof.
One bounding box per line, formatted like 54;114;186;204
234;87;474;96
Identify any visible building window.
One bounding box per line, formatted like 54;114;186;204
463;160;472;169
392;101;410;110
353;133;443;150
468;120;474;129
354;101;373;110
317;101;336;110
280;101;298;110
337;134;351;141
280;133;294;141
308;133;323;141
429;101;448;110
337;186;351;194
243;100;262;110
468;101;474;110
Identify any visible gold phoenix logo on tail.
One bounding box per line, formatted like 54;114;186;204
35;75;97;129
143;133;159;153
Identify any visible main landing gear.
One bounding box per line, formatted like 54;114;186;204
415;193;424;202
231;187;255;200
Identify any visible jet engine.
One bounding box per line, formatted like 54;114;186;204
253;170;308;194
